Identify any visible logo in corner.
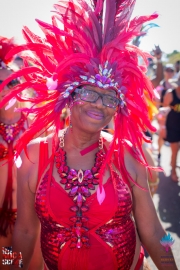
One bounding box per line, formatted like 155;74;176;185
160;233;175;252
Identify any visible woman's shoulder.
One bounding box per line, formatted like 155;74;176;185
21;132;55;164
27;128;66;156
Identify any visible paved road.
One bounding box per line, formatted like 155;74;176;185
146;133;180;269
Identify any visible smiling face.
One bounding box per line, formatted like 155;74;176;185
0;68;13;102
164;68;175;81
70;85;118;133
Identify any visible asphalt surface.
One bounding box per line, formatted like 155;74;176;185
146;132;180;269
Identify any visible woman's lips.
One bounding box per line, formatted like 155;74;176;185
86;110;104;120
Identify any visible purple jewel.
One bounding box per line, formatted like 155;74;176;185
69;169;77;176
84;170;93;179
67;174;74;180
70;186;78;196
77;193;83;207
106;78;111;84
81;186;91;197
95;74;101;81
102;76;107;84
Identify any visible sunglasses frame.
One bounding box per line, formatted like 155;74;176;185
74;87;120;109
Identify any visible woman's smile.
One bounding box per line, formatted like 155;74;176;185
86;109;104;120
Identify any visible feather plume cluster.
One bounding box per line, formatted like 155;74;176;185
0;0;159;191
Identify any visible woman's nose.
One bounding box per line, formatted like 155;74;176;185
94;95;104;107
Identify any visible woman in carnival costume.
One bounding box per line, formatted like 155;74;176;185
0;36;27;270
0;1;177;269
0;37;43;270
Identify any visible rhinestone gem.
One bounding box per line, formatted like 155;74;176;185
77;169;84;183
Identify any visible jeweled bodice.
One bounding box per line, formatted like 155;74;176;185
0;113;26;144
35;166;136;270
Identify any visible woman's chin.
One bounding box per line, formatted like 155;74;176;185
77;121;106;134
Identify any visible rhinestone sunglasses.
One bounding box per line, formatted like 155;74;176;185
74;87;120;109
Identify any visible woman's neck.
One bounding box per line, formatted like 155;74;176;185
64;127;101;152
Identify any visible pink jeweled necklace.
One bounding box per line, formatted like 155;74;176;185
55;130;105;248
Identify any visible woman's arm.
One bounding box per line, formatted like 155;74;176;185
11;140;41;270
129;154;178;269
142;144;159;196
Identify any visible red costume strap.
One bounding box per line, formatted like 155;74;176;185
80;141;99;156
37;141;49;189
0;113;26;237
134;246;144;270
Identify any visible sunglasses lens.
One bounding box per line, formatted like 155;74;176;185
80;89;98;102
103;96;119;108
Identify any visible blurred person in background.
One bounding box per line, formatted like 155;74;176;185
173;60;180;79
150;45;164;88
143;45;163;148
155;64;175;161
163;77;180;182
0;36;43;270
158;64;175;108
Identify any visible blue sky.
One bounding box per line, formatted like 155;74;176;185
0;0;179;54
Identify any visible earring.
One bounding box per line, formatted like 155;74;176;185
69;117;72;129
69;102;73;129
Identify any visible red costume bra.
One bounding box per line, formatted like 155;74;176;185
35;142;144;270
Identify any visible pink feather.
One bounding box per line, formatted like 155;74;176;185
97;185;106;205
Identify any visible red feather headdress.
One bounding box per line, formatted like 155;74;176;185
0;0;159;202
0;36;16;68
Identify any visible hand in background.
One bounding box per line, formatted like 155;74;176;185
152;45;162;60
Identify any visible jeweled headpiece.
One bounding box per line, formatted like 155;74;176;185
0;0;158;199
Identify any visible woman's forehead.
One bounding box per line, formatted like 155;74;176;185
83;85;116;95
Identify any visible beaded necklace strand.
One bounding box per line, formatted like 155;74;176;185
55;131;105;248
